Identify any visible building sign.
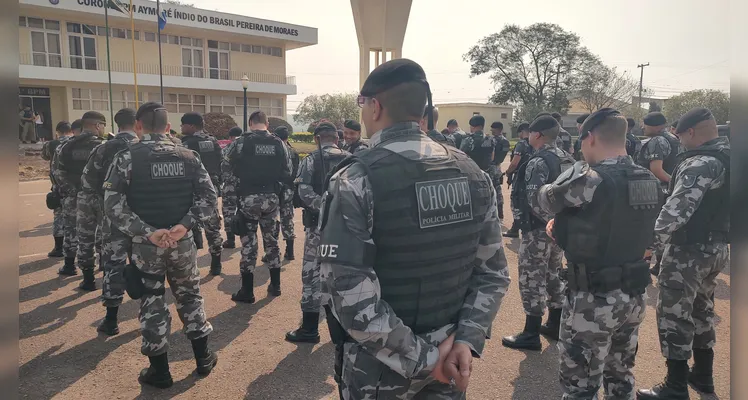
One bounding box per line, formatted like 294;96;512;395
19;87;50;97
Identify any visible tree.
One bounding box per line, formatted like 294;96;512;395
664;89;730;124
575;65;643;113
204;112;237;139
464;23;598;114
294;93;360;128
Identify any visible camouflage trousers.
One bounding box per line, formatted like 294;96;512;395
193;207;223;256
52;207;64;237
518;228;565;316
301;227;320;312
340;324;465;400
280;186;296;241
61;195;79;258
656;242;730;360
239;193;281;274
558;289;646;400
221;177;238;237
101;222;131;308
132;235;212;357
487;165;504;208
76;191;103;271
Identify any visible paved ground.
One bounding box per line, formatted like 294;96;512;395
18;176;730;399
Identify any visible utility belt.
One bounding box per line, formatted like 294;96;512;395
302;208;319;228
562;261;651;295
671;230;729;246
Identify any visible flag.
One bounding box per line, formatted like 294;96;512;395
158;10;168;30
107;0;128;14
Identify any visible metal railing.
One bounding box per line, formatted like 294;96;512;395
20;53;296;86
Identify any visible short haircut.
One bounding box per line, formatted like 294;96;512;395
423;106;439;125
441;128;450;135
627;117;636;129
539;126;560;140
318;129;338;142
491;121;504;130
377;81;427;123
249;110;268;126
56;121;72;133
71;119;83;132
81;110;106;128
591;114;628;146
114;108;137;129
136;102;169;133
447;119;458;127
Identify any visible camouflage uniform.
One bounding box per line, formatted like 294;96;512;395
652;137;730;361
319;122;512;399
185;131;224;257
519;143;567;317
509;139;534;222
637;132;676;188
103;133;216;356
279;141;299;242
538;156;650;399
220;139;240;238
342;139;370;154
556;127;573;153
43;135;72;238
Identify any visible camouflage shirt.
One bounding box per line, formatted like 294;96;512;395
295;143;347;212
494;134;511;166
652;137;730;253
639;130;675;164
525;143;573;222
80;131;138;197
103;133;218;238
319;121;511;379
459;130;497;154
343;139;370;154
555;128;572;152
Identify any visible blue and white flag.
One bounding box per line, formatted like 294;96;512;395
158;9;168;30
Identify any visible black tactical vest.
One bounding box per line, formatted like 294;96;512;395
236;133;286;195
516;149;573;232
182;134;222;177
468;134;494;171
95;136;134;195
61;133;104;189
341;139;492;334
638;133;681;174
127;142;198;229
310;149;349;196
669;148;730;244
346;140;368;154
626;133;641;158
426;130;452;146
287;143;300;181
555;163;662;268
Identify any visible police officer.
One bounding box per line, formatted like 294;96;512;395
103;102;217;388
491;121;511;220
636;111;681;189
341;120;370;153
227;111;291;303
460;116;498;197
446;118;466;148
539;108;661;399
274;126;299;260
221;126;244;249
181;112;224;275
43;121;74;258
626;117;642;158
54;112;106;276
669;119;679;135
637;108;730;399
502;114;573;351
573;113;590;161
552;112;573;153
318;58;511;398
503;122;533;238
419;106;455;146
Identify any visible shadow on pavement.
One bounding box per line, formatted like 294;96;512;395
19;257;61;276
510;344;563;400
244;342;336;400
20;291;100;339
19;222;54;238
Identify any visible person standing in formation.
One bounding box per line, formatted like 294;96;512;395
552;112;573;153
221;126;244;249
573;113;590;161
180;112;224;275
341;120;370;153
54;112;105;277
103;102;217;388
318;58;511;399
419;107;455;146
541;108;661;399
503;122;533;238
637;108;730;400
490;121;511;220
502;114;573;351
636;111;681;189
274;126;299;261
460;116;498;204
626;117;642;158
226;111;291;303
446;118;466;149
43;121;74;258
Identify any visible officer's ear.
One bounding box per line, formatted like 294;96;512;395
164;122;171;135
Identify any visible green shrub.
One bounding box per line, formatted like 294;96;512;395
290;132;314;143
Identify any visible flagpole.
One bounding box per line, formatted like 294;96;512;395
104;1;114;128
157;0;164;104
129;0;139;107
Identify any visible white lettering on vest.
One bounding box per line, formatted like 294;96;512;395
255;144;277;156
150;162;186;179
415;177;474;229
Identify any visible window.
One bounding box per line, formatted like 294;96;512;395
501;113;508;119
145;32;156;42
147;92;163;103
125;30;140;40
166;93;207;113
28;19;62;67
247;97;260;109
113;91;143;110
165;93;178;112
97;26;108;36
210;96;237;114
68;22;98;70
111;28;126;39
194;38;203;47
19;16;26;27
208;47;229;80
270;47;282;57
181;40;204;78
160;34;167;43
241;44;252;53
262;46;272;55
230;42;240;52
252;45;262;54
28;18;44;29
169;35;179;45
270;98;283;117
473;112;480;116
72;88;108;110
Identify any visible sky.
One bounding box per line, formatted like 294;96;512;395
189;0;730;114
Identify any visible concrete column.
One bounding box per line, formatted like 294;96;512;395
391;48;402;60
359;45;370;91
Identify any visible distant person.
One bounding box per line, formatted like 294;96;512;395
220;126;245;248
42;121;74;258
491;121;511;219
19;105;36;143
341;120;369;153
446;118;466;148
551;112;572;152
636;112;681;189
419;106;455;146
573;113;590;160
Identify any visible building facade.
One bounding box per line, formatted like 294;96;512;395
19;0;317;137
435;102;514;134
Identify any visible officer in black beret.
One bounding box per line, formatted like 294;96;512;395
460;115;498;175
504;122;533;237
342;119;370;153
636;112;682;188
572;113;590;161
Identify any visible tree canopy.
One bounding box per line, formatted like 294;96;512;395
664;89;730;124
293;93;359;128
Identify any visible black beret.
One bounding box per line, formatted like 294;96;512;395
136;102;167;120
626;117;636;128
360;58;428;97
676;107;714;134
181;112;203;126
343;120;361;131
529;115;559;132
576;113;590;124
314;122;337;136
114;108;136;127
71;119;83;131
81;111;106;123
228;126;243;137
491;121;504;129
551;112;562;121
274;126;289;140
447;119;458;127
517;122;530;132
643;112;667;126
579;108;621;140
469;115;485;127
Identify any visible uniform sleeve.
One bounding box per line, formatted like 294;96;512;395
79;145;105;193
178;160;218;229
103;151;158;237
537;163;603;213
280;140;292;181
642;136;671;162
460;136;473;153
53;144;75;196
319;163;440;380
526;158;553;221
296;155;322;211
653;157;725;252
454;173;511;356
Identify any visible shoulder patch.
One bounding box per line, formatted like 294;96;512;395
681;173;697;189
525;162;535;182
415;177;473;229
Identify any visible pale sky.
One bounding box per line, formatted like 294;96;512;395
191;0;730;113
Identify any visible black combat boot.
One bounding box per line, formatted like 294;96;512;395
58;257;77;276
79;268;97;291
285;312;321;343
231;272;255;303
498;206;504;220
502;315;542;351
138;352;173;389
267;268;281;296
97;307;120;336
636;359;690;399
222;234;236;249
48;236;63;257
210;254;222;276
193;231;204;250
688;348;714;394
284;240;295;260
503;221;520;238
539;308;562;341
191;336;218;376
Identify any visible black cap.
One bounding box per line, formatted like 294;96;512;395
181;112;203;126
626;117;636;128
676;107;714;134
643;112;667;126
114;108;136;128
576;113;590;124
447;119;458;127
491;121;504;130
228;126;243;137
343;120;361;131
469;115;485;127
314;122;337;136
274;126;289;140
579;108;621;140
71;119;83;131
136;102;167;120
517;122;530;132
81;111;106;124
529;115;559;132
